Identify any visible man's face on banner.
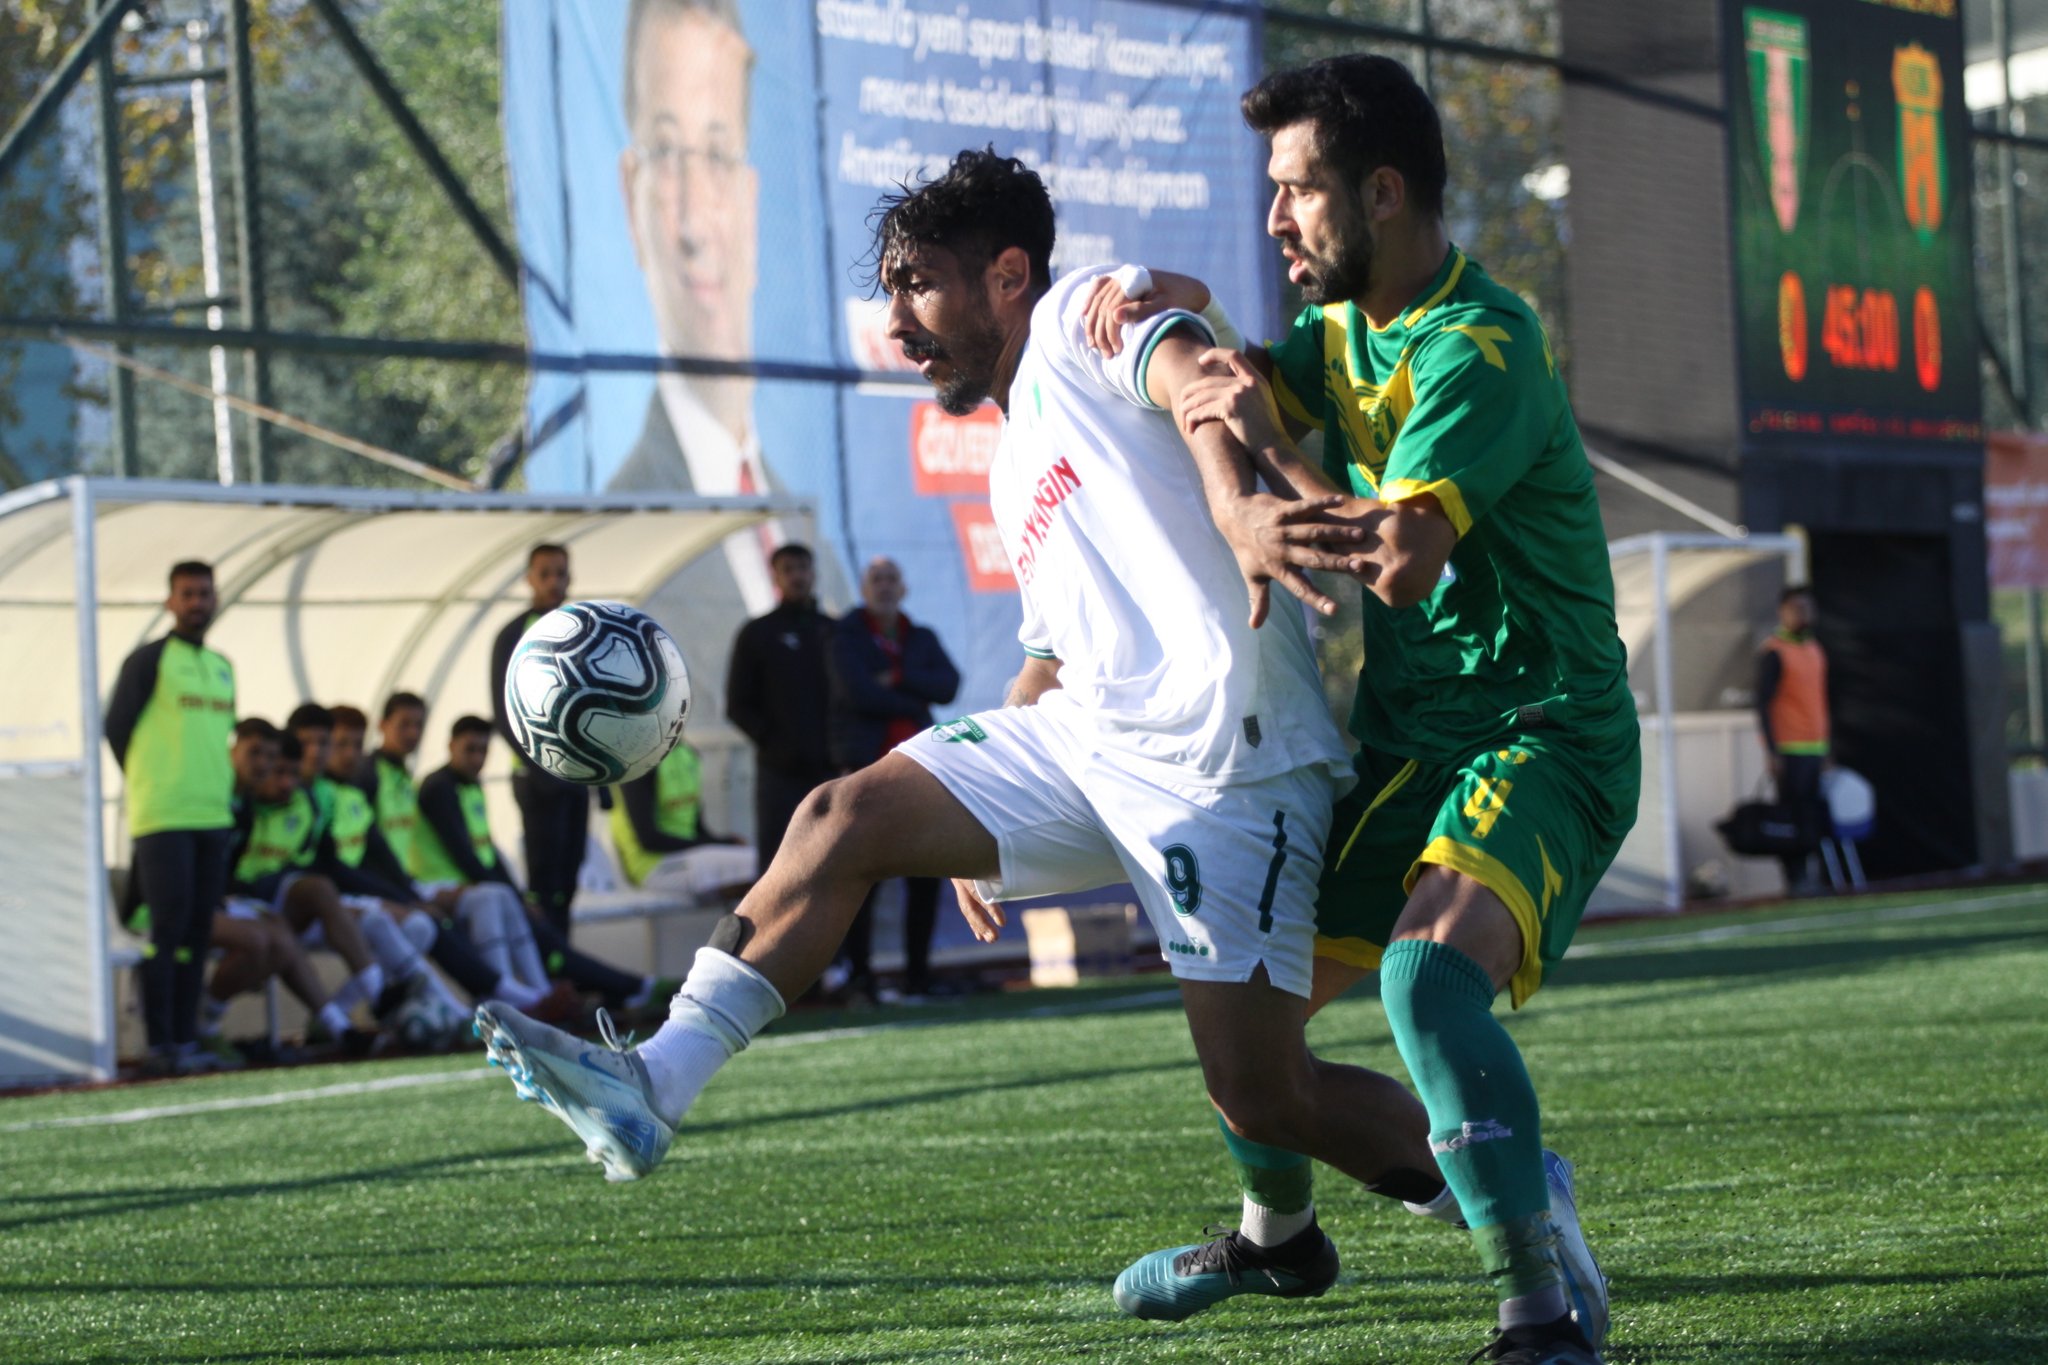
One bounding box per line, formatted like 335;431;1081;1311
621;10;758;366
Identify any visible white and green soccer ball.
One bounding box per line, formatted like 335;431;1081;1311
503;600;691;785
393;982;466;1052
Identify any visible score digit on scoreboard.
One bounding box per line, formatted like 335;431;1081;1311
1726;0;1981;446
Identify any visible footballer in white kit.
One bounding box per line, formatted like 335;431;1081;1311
892;263;1352;997
472;158;1440;1323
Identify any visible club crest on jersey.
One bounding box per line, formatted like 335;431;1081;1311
1011;456;1082;586
931;717;988;744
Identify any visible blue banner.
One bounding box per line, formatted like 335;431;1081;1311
503;0;1272;715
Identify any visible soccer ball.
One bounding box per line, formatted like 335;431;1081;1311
392;980;466;1052
502;600;690;785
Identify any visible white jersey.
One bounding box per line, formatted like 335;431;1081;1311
989;265;1352;789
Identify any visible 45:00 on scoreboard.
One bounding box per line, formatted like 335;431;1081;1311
1777;273;1942;393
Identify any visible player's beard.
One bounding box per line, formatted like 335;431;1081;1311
914;312;1009;416
1293;198;1375;306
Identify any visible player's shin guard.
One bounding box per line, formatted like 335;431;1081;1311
1380;939;1559;1312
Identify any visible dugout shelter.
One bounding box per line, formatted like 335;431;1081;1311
0;478;808;1087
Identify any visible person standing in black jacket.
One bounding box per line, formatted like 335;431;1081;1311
490;543;589;940
829;556;961;1000
726;543;836;875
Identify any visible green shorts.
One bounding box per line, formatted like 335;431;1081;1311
1313;727;1641;1007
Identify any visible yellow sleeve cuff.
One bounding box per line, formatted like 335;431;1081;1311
1381;477;1473;538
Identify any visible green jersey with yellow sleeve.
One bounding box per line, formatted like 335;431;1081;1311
1266;247;1634;764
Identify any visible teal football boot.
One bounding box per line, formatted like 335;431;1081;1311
1113;1221;1339;1321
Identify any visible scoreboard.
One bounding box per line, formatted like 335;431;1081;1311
1724;0;1981;447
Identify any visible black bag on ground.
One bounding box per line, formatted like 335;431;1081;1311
1716;801;1814;857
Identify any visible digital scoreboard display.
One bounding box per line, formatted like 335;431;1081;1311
1724;0;1981;446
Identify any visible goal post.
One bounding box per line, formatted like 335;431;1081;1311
1596;532;1806;913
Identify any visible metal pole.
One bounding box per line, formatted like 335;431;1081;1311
1412;0;1435;98
187;17;235;486
0;0;139;186
304;0;522;286
1993;0;2030;416
225;0;270;482
90;0;136;479
70;481;114;1080
2029;587;2045;752
1652;536;1683;909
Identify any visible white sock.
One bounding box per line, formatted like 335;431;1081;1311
634;948;784;1124
318;1001;352;1036
198;996;228;1038
1405;1182;1466;1226
359;907;427;982
490;977;547;1009
1240;1198;1315;1247
332;963;387;1016
488;888;551;989
634;1025;733;1127
399;909;438;954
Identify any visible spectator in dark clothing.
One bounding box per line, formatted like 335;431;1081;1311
727;543;836;875
103;560;237;1075
828;556;961;1000
1757;585;1831;892
490;543;589;940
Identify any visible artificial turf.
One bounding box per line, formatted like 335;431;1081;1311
3;885;2045;1363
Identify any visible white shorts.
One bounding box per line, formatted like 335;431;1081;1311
221;896;268;922
898;706;1336;997
340;894;386;916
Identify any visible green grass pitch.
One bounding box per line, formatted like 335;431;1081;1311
4;887;2045;1363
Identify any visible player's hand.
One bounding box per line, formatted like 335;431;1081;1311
429;885;461;912
1177;348;1285;454
1219;493;1371;627
1083;270;1211;356
951;878;1005;943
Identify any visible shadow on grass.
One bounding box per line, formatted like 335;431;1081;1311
0;1055;1197;1236
1609;1323;2044;1365
0;1141;571;1234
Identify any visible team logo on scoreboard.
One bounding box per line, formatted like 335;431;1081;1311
1893;43;1945;241
1744;8;1810;234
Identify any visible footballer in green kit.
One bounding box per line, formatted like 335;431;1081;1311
1093;55;1637;1364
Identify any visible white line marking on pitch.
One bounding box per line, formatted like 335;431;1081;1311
20;893;2029;1133
1566;889;2045;959
0;989;1187;1132
0;1068;492;1133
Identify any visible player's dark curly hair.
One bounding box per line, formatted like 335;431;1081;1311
1241;55;1446;217
863;147;1055;297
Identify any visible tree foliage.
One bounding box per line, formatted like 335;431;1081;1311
1;0;522;488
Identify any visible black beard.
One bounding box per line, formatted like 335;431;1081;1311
1296;230;1373;306
926;315;1007;416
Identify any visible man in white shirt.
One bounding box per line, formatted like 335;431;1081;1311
474;156;1438;1299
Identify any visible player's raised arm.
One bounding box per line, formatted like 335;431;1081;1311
1134;328;1363;626
1170;344;1457;613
